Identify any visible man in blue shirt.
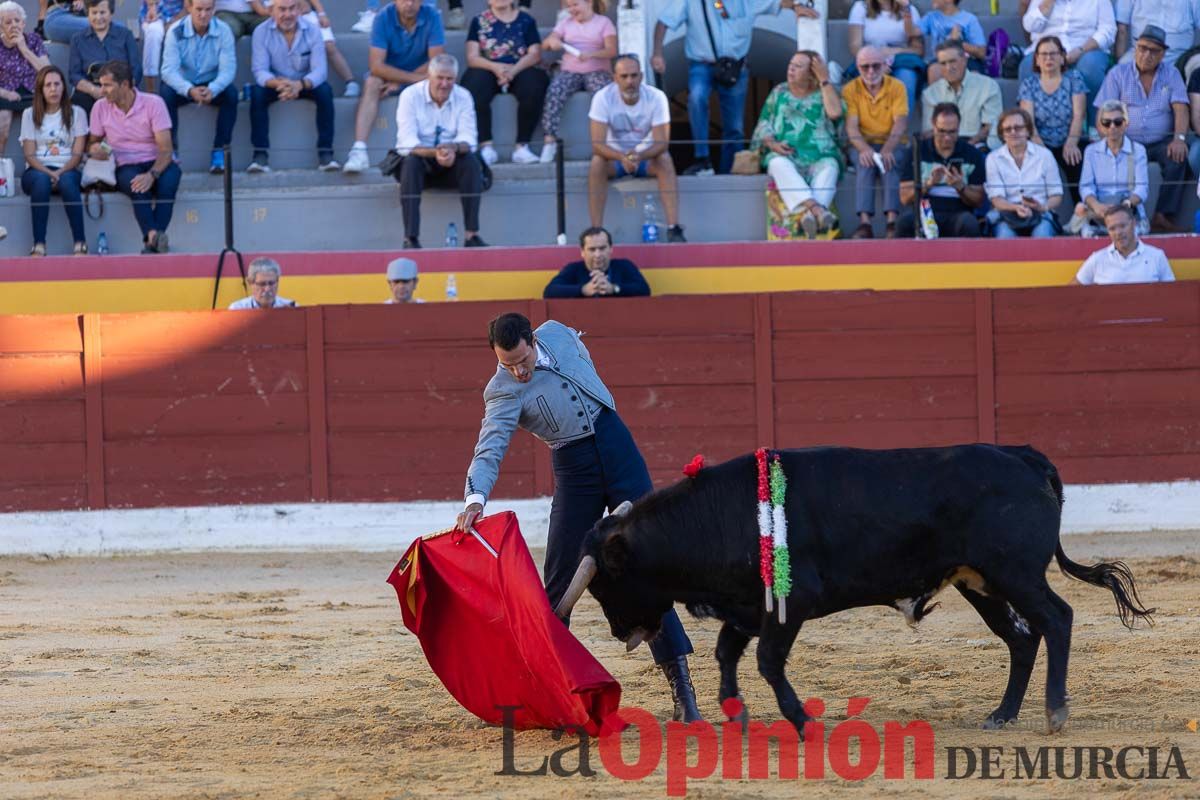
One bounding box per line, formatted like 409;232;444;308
159;0;237;173
1094;25;1191;232
343;0;444;173
247;0;336;172
651;0;816;175
543;227;652;298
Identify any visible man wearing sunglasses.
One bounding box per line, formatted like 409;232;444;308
844;44;909;238
651;0;819;175
1071;99;1149;237
1094;25;1190;233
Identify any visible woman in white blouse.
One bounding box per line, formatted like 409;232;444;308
985;107;1064;238
19;64;88;255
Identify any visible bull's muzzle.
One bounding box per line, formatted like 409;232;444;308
554;555;598;619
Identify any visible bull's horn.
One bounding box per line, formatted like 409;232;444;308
554;555;598;618
624;631;645;652
612;500;633;517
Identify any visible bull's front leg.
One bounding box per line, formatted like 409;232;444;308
755;616;809;733
715;622;751;727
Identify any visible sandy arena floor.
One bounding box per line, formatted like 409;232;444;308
2;531;1199;799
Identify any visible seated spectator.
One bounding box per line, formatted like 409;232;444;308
394;54;487;249
385;256;422;303
69;0;142;114
844;0;924;116
921;40;1001;151
1018;35;1086;203
229;258;297;308
0;1;50;155
844;45;908;239
1094;26;1190;233
140;0;186;94
919;0;985;82
897;102;985;238
160;0;237;174
20;65;88;256
214;0;267;38
87;59;180;253
342;0;444;174
1020;0;1114;113
540;0;616;165
1072;204;1174;284
1114;0;1199;68
44;0;94;44
750;50;843;238
587;54;686;242
543;226;651;298
248;0;337;172
985;107;1063;238
459;0;548;166
1068;100;1149;236
260;0;360;97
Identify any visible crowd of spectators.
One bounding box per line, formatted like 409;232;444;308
2;0;1199;257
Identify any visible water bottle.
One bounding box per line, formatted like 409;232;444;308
445;221;458;248
641;194;661;243
919;199;939;240
445;273;458;301
97;231;109;255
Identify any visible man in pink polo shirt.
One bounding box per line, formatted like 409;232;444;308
87;60;181;253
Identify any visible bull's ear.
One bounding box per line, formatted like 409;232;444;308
611;500;633;517
600;530;632;577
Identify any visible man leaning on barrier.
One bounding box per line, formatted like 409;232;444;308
229;257;298;308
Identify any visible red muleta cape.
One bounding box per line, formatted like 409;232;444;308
388;511;622;735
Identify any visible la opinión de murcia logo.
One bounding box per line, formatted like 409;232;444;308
496;701;1194;795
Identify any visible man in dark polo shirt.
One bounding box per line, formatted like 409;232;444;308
543;226;651;298
897;102;986;238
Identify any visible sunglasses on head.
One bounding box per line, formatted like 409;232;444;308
1099;117;1126;128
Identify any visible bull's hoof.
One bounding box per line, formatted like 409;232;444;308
981;711;1017;730
1046;705;1069;734
720;694;750;729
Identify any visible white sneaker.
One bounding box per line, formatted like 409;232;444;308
444;6;466;29
511;144;538;164
344;80;361;98
480;144;499;166
343;145;370;174
539;141;557;163
0;225;7;240
351;9;375;33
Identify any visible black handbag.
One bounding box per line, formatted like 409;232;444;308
379;148;403;177
699;0;744;88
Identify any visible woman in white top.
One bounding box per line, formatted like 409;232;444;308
846;0;924;114
985;107;1063;238
19;64;88;256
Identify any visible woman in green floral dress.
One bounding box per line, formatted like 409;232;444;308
751;51;845;238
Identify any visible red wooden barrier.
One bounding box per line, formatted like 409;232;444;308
0;283;1196;512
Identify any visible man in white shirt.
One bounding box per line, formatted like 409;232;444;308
228;257;298;308
1072;204;1175;285
394;53;485;250
587;54;686;242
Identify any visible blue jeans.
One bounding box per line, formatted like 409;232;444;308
545;409;693;665
992;216;1057;238
21;168;85;244
160;82;239;149
1019;49;1109;124
687;60;748;174
249;82;334;157
115;160;182;238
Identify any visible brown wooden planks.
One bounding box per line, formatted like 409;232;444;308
0;400;86;443
104;434;311;482
774;331;977;381
0;315;83;353
774;376;977;423
0;442;87;484
99;311;307;354
0;355;85;399
773;290;976;331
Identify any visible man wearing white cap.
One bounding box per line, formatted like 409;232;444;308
385;256;423;303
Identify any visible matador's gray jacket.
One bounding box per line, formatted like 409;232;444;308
464;320;616;505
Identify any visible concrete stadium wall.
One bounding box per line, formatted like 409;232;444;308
1;282;1198;513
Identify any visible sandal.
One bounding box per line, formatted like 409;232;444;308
30;243;46;257
799;208;819;240
850;222;874;239
814;206;836;234
73;241;88;256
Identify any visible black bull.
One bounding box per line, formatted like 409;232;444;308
555;444;1154;733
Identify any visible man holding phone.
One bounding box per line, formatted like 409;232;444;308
897;101;986;237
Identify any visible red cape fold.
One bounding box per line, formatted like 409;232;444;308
388;511;622;735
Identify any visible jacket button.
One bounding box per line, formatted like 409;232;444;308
577;411;584;417
570;395;577;401
561;382;568;388
582;424;589;431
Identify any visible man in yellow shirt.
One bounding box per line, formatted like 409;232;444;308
843;45;910;238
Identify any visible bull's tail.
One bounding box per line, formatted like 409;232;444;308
1012;445;1064;509
1054;544;1155;630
